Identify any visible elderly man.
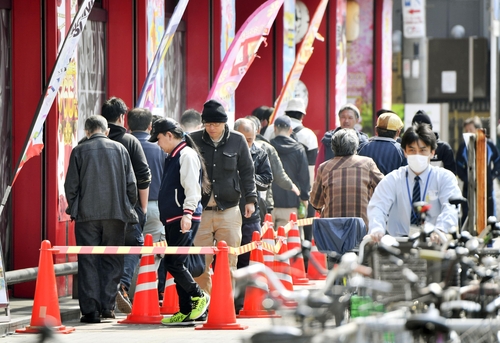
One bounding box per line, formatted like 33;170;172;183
65;115;138;322
189;100;257;294
315;103;369;170
310;129;383;229
358;111;407;175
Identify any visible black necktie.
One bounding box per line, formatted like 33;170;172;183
411;176;421;225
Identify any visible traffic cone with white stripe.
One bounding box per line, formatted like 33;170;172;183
261;223;275;270
274;226;296;308
159;272;179;315
307;239;327;281
238;231;280;318
287;212;313;285
261;213;274;237
119;234;163;324
16;241;75;334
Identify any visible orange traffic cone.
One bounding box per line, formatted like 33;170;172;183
16;241;75;334
196;241;248;330
262;213;273;236
119;234;163;324
287;213;313;285
238;231;280;318
159;272;179;315
261;224;275;270
307;239;327;281
274;226;296;308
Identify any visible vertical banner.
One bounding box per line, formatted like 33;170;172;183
283;0;295;84
136;0;189;109
270;0;329;123
347;0;373;134
57;2;79;221
0;0;95;219
221;0;236;59
220;0;236;123
335;0;348;118
381;0;393;109
147;0;165;116
207;0;284;124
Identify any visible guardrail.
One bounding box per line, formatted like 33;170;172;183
5;262;77;285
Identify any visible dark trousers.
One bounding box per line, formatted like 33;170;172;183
75;219;126;315
237;221;261;269
163;220;202;314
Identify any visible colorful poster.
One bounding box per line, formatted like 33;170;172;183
346;0;373;134
381;0;393;109
147;0;165;116
283;0;295;84
57;0;79;221
221;0;235;59
270;0;329;123
207;0;284;124
9;0;94;190
136;0;189;110
335;0;348;122
220;0;235;122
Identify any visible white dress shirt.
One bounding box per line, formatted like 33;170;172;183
368;164;462;237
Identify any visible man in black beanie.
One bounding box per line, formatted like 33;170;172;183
412;110;456;174
189;99;257;295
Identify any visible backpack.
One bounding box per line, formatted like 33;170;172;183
290;125;304;142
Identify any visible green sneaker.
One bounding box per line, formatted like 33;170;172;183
190;292;210;320
161;312;195;326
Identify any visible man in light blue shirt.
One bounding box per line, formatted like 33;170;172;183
368;123;462;238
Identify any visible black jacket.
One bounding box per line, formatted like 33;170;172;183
108;123;151;190
270;135;310;208
239;143;273;224
190;125;257;210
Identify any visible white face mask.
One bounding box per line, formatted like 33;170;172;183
407;154;429;174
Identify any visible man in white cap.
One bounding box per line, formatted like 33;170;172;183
358;111;407;175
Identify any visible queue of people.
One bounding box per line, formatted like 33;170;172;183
64;95;490;325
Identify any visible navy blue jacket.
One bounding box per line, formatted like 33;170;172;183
158;141;203;224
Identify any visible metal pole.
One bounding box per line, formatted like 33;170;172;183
5;262;77;286
490;0;498;144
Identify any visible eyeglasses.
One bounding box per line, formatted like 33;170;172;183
203;122;223;128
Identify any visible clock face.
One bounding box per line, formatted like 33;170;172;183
295;1;310;44
294;80;309;109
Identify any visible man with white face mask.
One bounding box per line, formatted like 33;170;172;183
367;124;462;239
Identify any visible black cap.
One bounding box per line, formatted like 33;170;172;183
148;118;179;142
201;100;228;123
412;110;433;129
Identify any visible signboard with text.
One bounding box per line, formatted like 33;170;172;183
402;0;426;38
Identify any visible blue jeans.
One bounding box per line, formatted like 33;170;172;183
120;206;145;289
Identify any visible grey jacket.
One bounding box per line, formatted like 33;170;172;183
65;134;138;224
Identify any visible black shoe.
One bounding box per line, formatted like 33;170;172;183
101;309;115;319
80;311;101;323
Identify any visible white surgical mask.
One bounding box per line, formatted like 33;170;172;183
407;154;429;174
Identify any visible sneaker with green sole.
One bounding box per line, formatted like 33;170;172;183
190;292;210;320
161;312;195;326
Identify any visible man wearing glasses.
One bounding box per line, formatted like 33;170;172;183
189;100;257;295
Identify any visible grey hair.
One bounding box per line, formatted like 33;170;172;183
85;115;108;134
331;128;359;156
234;118;255;133
338;103;360;120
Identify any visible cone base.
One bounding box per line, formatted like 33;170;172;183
160;306;180;315
118;314;164;325
237;310;281;318
195;322;248;330
16;325;75;334
307;274;326;280
292;278;314;286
